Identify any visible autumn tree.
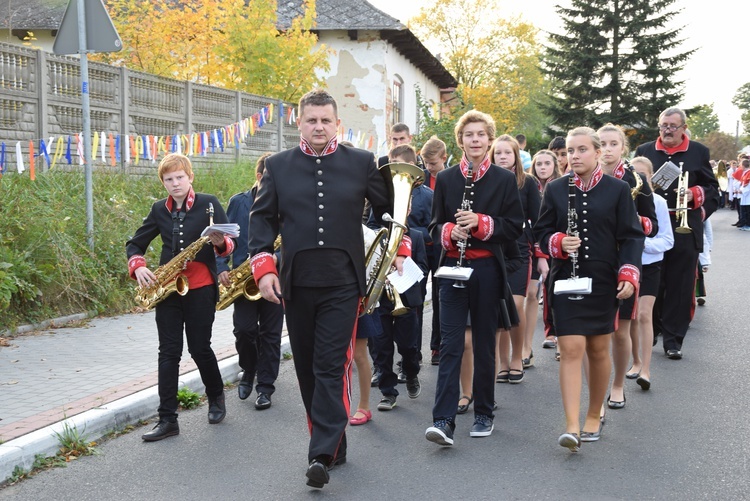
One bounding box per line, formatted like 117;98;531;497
543;0;694;146
409;0;544;135
701;131;739;161
94;0;328;102
732;82;750;136
687;104;720;140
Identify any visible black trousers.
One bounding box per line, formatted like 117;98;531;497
658;233;699;352
154;285;223;421
284;283;359;463
374;296;420;397
233;296;284;395
428;246;442;351
434;258;500;422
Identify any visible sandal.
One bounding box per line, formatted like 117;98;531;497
349;409;372;426
522;350;534;368
457;395;473;414
508;369;525;384
496;370;510;383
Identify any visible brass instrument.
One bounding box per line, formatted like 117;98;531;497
216;235;281;310
386;282;409;316
716;160;728;192
135;203;215;310
674;162;692;234
361;162;424;316
628;161;643;200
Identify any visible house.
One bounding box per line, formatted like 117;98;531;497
1;0;456;152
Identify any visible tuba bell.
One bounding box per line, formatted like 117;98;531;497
360;162;424;316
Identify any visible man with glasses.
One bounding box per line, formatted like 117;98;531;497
635;107;719;360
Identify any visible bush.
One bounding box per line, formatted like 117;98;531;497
0;161;256;331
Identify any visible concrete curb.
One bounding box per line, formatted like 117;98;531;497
1;311;97;337
0;335;291;483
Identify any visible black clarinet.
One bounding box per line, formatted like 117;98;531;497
453;162;474;289
566;175;583;300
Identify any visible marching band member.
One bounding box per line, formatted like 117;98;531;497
426;110;524;446
534;127;643;452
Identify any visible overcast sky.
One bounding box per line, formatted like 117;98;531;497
370;0;749;135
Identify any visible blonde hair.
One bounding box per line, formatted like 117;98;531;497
420;135;447;160
489;134;526;189
630;156;653;175
566;126;601;150
158;153;193;181
454;110;496;150
597;123;630;157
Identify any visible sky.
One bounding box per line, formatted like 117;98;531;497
369;0;749;135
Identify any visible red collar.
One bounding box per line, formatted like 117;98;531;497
573;165;603;192
299;136;338;157
612;160;626;180
165;187;195;212
459;154;491;181
655;135;689;155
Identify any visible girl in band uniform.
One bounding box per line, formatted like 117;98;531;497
534;127;643;452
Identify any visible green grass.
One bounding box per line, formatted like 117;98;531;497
0;162;256;331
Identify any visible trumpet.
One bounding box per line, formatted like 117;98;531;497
673;162;692;234
385;282;409;316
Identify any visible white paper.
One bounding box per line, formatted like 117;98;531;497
387;256;425;293
201;223;240;238
652;161;681;191
554;277;593;295
434;265;473;282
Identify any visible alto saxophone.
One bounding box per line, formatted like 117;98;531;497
134;204;214;310
216;235;281;310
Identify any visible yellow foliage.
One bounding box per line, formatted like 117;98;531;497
93;0;329;102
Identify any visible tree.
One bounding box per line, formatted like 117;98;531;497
701;131;739;161
732;82;750;135
543;0;695;146
94;0;328;102
409;0;545;135
687;104;720;140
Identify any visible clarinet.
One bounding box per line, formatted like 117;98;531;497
453;161;474;289
566;175;583;300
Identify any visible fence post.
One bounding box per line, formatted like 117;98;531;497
235;90;242;164
120;67;129;171
276;98;284;153
36;49;48;171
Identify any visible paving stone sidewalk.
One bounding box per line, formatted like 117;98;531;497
0;309;285;443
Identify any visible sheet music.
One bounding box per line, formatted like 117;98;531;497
652;161;681;191
387;257;425;294
554;277;593;295
433;265;473;281
201;223;240;238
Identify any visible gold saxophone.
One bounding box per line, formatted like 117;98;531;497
134;203;215;310
628;162;643;200
360;162;424;316
216;235;281;310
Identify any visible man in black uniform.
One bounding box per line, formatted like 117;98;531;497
248;89;409;489
635;107;719;359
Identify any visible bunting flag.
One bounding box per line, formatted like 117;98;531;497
115;135;121;163
39;139;51;168
16;142;24;173
109;133;115;166
92;132;99;163
28;140;35;180
76;133;85;165
100;131;106;163
0;142;6;176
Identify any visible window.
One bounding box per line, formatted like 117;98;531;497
392;76;403;126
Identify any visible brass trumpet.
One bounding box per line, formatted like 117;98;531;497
673;162;692;234
385;282;409;316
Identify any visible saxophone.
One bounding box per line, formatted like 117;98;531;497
134;204;214;310
216;235;281;310
627;161;643;200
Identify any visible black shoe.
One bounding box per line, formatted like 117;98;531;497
469;414;494;437
208;392;226;424
328;454;346;471
237;372;253;400
406;376;421;398
305;459;329;488
607;393;626;410
508;369;524;384
522;351;534;368
425;419;454;446
377;394;397;411
666;349;682;360
370;367;381;387
636;376;651;391
457;395;473;415
142;420;179;442
431;350;440;365
397;367;406;384
255;392;272;410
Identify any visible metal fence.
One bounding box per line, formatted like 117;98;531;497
0;42;300;174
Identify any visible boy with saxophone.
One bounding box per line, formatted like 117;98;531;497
127;153;235;441
216;153;283;410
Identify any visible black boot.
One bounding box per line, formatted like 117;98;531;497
208;392;226;424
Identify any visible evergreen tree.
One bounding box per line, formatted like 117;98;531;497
542;0;694;146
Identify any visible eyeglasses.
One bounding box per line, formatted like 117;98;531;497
658;124;684;132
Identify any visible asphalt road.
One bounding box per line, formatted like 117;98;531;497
2;208;749;500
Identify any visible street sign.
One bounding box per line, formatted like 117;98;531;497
53;0;122;55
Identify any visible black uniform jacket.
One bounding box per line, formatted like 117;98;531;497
429;163;525;273
534;174;644;283
634;140;719;251
248;144;392;300
126;192;230;293
519;174;542;245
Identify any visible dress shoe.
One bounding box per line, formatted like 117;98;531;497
208;392;226;424
255;392;272;410
666;349;682;360
580;421;603;442
142;420;179;442
558;432;580;452
305;459;329;488
607;393;626;409
328;454;346;471
636;376;651;391
370;367;381;387
431;350;440;365
237;372;253;400
625;367;640;379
